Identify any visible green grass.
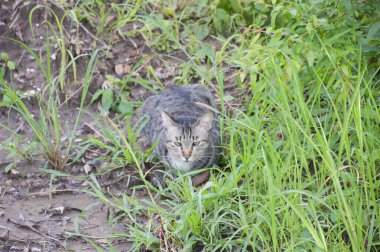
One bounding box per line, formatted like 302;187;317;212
86;1;379;251
100;50;379;250
0;0;379;251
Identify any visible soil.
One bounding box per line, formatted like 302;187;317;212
0;161;130;251
0;1;239;251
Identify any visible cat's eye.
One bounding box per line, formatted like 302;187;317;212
174;142;182;146
192;141;201;146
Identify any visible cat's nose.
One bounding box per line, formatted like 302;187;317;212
182;149;192;160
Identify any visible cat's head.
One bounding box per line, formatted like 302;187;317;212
160;110;214;171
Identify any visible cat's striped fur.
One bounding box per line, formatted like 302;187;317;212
140;84;220;172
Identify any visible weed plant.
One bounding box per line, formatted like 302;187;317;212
0;7;98;170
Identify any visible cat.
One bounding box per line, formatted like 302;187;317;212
139;84;220;172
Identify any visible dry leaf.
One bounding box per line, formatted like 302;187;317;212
83;163;92;174
123;64;131;74
192;170;210;187
10;169;19;175
84;151;94;160
53;206;65;214
81;180;92;187
94;238;109;244
115;64;131;75
105;15;116;27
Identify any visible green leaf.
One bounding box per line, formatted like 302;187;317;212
367;21;380;40
118;100;133;114
1;52;9;62
91;89;105;103
213;8;229;34
183;23;209;40
254;2;269;13
105;74;120;83
7;61;16;70
194;23;209;40
230;0;241;13
224;95;235;102
101;88;114;113
2;91;12;102
305;51;315;67
4;162;14;173
41;168;71;177
68;10;79;23
195;43;214;61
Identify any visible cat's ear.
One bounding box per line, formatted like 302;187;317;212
161;110;177;128
194;112;213;131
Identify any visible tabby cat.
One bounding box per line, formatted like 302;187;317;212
140;84;220;172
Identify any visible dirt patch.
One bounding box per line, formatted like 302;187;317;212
0;160;133;251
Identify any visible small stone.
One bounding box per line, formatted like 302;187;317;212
130;49;137;58
115;64;124;75
115;64;131;75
